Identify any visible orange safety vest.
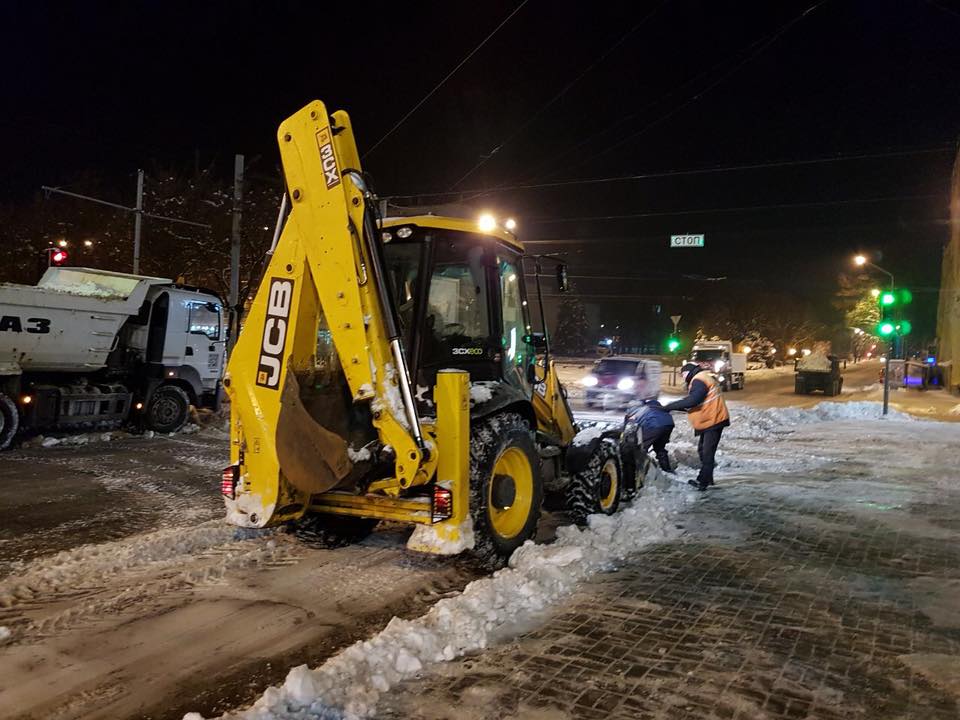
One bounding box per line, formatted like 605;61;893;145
687;371;730;431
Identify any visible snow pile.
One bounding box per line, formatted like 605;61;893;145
731;402;912;435
188;486;689;720
572;424;605;447
0;626;11;644
39;281;127;298
0;522;237;608
795;353;832;372
949;403;960;416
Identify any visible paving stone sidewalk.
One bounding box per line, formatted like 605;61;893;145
379;421;960;719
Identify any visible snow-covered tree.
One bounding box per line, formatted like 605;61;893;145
552;292;590;355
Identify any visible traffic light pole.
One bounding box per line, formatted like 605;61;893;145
882;341;891;416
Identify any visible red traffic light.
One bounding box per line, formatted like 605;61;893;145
47;248;69;266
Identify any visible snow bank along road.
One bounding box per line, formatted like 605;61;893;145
2;400;959;719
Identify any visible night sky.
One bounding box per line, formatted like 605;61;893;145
3;0;959;338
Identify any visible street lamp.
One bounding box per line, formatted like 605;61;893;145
870;288;880;298
852;254;894;289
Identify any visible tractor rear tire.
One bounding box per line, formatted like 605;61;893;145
294;513;379;548
469;413;542;569
145;385;190;434
567;438;623;525
0;393;19;450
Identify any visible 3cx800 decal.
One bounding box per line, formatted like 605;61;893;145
256;278;294;389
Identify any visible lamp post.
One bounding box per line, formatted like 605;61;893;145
854;255;895;415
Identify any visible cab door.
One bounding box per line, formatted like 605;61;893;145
186;300;225;389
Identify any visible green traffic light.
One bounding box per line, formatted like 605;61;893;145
878;321;895;336
667;338;680;352
880;291;896;306
898;288;913;305
898;319;912;335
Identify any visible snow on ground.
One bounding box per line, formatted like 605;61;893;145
0;626;11;644
187;488;693;720
175;398;927;720
950;403;960;416
0;521;239;608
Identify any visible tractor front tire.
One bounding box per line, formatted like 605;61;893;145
0;393;19;450
567;438;623;525
469;413;542;569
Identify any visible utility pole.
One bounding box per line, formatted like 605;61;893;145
133;169;144;274
42;170;210;274
228;155;244;354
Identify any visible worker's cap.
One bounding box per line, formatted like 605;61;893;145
680;363;701;385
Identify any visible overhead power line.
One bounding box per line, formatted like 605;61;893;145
527;193;945;225
448;0;670;190
384;145;953;201
560;0;830;177
362;1;529;159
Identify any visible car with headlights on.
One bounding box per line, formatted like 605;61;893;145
581;355;662;409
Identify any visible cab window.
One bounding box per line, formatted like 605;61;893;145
498;254;533;390
188;301;221;340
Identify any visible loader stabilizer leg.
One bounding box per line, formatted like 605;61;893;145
407;370;474;554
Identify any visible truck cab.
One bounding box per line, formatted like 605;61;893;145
689;341;746;391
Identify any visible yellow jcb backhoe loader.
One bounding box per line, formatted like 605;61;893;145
221;100;649;566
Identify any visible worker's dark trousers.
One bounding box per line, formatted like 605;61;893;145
696;426;724;486
642;427;673;472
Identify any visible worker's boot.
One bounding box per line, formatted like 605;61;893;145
656;450;674;474
687;479;708;491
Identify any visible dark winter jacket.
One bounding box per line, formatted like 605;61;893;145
662;378;731;434
626;399;674;434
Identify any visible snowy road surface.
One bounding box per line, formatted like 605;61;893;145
1;388;959;719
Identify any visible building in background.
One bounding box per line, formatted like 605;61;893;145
936;145;960;393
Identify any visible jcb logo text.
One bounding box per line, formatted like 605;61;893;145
256;278;294;389
316;128;341;189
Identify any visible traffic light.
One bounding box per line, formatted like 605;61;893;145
46;247;69;267
874;287;912;339
667;337;680;352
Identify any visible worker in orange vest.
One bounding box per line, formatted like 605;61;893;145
663;362;731;491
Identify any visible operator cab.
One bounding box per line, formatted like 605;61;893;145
380;217;535;399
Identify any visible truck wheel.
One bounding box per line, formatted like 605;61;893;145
0;393;19;450
794;378;805;394
294;514;378;548
469;413;542;569
145;385;190;434
567;439;622;525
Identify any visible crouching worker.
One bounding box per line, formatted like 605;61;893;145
625;398;675;472
663;363;730;491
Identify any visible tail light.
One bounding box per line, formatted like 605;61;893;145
431;485;453;523
221;464;239;499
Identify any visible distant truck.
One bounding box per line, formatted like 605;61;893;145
794;354;843;396
689;341;746;391
0;267;226;449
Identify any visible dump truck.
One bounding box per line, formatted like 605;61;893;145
0;267;226;448
221;100;649;566
794;354;843;396
689;341;746;391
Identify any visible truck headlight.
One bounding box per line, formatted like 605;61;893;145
617;377;635;391
581;375;598;387
714;360;725;373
